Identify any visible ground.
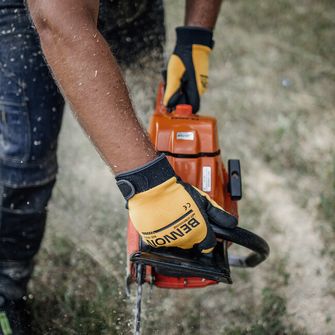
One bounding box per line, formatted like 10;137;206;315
29;0;335;334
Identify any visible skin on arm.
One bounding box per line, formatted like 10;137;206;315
27;0;156;174
27;0;222;174
185;0;223;30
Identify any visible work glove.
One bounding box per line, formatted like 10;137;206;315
116;154;237;254
163;26;214;113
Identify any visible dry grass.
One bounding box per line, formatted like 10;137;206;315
29;0;335;334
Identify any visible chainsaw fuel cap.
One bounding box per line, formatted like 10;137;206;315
175;104;193;116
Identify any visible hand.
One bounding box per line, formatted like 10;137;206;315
163;26;214;113
116;155;237;254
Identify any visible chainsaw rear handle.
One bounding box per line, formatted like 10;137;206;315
212;225;270;268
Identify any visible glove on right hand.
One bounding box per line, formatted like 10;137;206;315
116;154;237;254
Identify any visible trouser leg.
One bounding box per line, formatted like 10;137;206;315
0;4;64;300
98;0;165;67
0;180;56;300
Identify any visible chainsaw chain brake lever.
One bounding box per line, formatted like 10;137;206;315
212;225;270;268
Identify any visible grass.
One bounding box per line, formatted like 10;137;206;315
224;259;305;335
225;289;295;335
225;289;288;335
29;236;132;335
318;159;335;289
319;159;335;234
25;0;335;333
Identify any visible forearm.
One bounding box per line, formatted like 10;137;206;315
27;1;156;174
185;0;222;30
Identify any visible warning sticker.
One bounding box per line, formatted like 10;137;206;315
176;132;194;141
202;166;212;192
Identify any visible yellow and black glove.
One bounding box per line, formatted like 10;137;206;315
116;154;237;254
163;26;214;113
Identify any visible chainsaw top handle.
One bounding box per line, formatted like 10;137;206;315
212;225;270;267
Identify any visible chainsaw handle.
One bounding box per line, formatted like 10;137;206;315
212;226;270;268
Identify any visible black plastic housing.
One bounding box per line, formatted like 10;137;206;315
228;159;242;200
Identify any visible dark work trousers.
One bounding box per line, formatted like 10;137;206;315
0;0;165;300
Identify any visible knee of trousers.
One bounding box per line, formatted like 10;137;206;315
0;179;56;261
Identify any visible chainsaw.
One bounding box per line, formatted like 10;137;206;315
126;84;270;334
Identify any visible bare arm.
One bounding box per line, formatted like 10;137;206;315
27;0;156;174
27;0;223;175
185;0;223;30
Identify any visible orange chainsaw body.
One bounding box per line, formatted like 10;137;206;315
127;85;238;288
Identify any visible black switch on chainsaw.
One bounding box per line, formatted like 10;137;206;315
228;160;242;201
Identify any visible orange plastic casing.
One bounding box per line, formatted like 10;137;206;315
127;84;238;288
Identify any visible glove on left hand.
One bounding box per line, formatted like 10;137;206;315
163;26;214;113
116;154;237;254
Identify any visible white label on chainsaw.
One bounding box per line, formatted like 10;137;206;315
176;132;194;141
202;166;212;192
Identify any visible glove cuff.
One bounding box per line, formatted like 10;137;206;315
115;154;175;200
176;26;214;49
